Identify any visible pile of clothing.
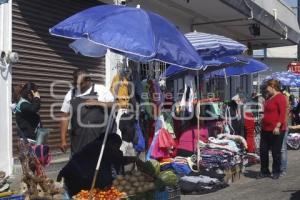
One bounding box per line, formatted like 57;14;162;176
199;134;247;170
179;175;228;195
287;133;300;150
159;157;194;176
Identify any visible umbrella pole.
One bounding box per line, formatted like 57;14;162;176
197;71;201;171
89;105;116;200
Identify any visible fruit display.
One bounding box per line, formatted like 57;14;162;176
73;162;179;200
137;159;160;177
158;171;179;187
74;187;126;200
112;171;155;196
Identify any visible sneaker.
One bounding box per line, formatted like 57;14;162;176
272;174;280;180
257;173;271;179
280;172;287;177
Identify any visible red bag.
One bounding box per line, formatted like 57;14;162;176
158;128;176;149
151;128;177;159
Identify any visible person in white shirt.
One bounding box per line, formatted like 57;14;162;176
60;69;114;154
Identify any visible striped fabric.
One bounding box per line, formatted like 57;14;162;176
185;31;247;57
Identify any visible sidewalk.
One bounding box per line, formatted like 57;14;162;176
182;150;300;200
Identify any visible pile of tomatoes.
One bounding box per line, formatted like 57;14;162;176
74;187;127;200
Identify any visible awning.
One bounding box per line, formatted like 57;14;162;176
163;0;300;49
0;0;8;5
221;0;300;47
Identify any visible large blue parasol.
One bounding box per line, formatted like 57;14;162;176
49;4;204;69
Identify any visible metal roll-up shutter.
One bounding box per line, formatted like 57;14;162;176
12;0;105;155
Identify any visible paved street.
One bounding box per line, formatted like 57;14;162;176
182;150;300;200
9;150;300;200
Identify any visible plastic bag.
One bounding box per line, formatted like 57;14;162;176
133;122;145;152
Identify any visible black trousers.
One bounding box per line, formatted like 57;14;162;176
260;131;285;175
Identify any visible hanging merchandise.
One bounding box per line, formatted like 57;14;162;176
141;80;153;120
158;128;177;149
161;111;175;136
146;113;177;160
115;112;139;157
180;75;196;113
131;65;143;103
134;122;146;152
223;104;232;134
177;127;209;156
244;112;255;153
148;79;163;118
151;128;176;159
146;133;158;160
115;109;128;138
146;114;164;160
110;71;131;109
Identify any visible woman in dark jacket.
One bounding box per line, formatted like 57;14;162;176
15;82;41;140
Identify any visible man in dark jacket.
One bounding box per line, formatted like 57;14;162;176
57;113;137;197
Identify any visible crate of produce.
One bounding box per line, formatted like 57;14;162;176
0;194;25;200
154;185;181;200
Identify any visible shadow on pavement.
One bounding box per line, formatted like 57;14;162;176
243;170;260;179
290;190;300;200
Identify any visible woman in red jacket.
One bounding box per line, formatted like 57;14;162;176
260;79;287;179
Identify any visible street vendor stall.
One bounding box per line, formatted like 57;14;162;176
46;3;269;199
48;3;215;200
150;31;267;195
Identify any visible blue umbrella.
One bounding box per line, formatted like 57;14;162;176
207;57;269;77
185;31;247;58
162;31;249;77
163;56;248;78
49;5;203;69
264;71;300;87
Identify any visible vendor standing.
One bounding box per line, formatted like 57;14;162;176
260;79;287;179
60;69;115;154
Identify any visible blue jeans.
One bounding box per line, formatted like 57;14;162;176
281;129;288;173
